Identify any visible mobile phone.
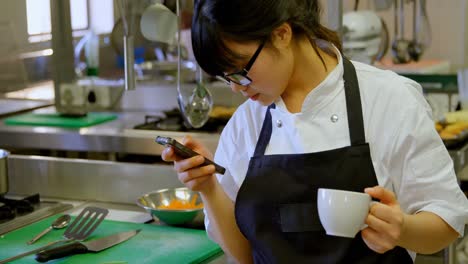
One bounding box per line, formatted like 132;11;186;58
156;136;226;175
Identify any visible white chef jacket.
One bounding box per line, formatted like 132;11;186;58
207;48;468;259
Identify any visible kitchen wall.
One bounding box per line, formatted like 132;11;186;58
1;0;468;94
0;0;118;93
1;0;467;60
0;0;30;51
0;0;46;92
321;0;468;70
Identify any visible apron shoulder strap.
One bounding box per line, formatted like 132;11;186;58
342;57;366;146
253;104;275;157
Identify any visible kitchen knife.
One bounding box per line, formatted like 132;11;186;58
35;229;141;263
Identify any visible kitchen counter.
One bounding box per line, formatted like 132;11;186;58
62;199;229;264
0;98;52;118
2;107;468;183
0;106;221;155
3;149;465;264
0;196;229;263
0;79;242;157
67;200;229;263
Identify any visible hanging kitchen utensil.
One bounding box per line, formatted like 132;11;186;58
139;0;211;127
375;17;389;61
111;0;150;57
140;3;178;44
408;0;431;61
180;67;213;128
111;15;149;58
407;0;422;61
175;0;212;128
342;10;387;64
417;0;431;49
391;0;411;64
116;0;139;91
138;1;195;80
0;207;109;264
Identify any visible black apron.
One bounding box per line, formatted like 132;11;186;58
234;57;413;263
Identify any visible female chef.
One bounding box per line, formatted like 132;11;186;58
162;0;468;263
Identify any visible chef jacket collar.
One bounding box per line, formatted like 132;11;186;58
274;40;344;116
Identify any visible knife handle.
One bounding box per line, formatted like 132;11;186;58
35;242;88;262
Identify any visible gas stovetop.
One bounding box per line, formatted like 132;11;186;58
133;108;229;133
0;194;40;223
0;194;73;235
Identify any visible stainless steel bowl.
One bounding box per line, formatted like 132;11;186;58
136;187;204;225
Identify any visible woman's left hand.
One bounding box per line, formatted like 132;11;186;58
362;186;407;254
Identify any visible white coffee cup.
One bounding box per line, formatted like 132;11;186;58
317;188;372;238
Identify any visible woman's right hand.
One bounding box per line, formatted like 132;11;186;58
161;135;217;193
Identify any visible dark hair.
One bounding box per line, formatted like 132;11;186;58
191;0;342;77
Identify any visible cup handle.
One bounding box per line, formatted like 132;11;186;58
361;201;379;230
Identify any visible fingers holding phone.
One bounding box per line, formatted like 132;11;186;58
158;135;223;192
176;155;217;191
160;135;207;161
158;135;225;174
161;145;178;163
180;135;214;160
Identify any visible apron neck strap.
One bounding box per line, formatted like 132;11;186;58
342;57;366;146
253;103;275;157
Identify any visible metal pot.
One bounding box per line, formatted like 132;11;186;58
0;149;9;196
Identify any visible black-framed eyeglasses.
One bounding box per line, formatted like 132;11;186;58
216;41;266;86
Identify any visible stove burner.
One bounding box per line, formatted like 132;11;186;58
133;108;228;133
0;194;40;223
145;115;185;131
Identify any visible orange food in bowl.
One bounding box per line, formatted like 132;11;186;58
439;130;458;140
157;194;203;210
436;121;468;140
444;123;468;134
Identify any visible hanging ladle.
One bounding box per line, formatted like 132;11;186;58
391;0;411;64
180;67;213;128
140;1;213;128
175;0;212;128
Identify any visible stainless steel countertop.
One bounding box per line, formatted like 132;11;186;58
0;106;221;155
0;98;52;118
1;106;467;181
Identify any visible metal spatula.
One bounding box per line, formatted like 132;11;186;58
63;206;108;241
0;206;109;264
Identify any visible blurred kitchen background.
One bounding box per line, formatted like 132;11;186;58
0;0;468;263
0;0;466;116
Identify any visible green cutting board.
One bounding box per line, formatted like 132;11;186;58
0;216;222;264
4;113;117;128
